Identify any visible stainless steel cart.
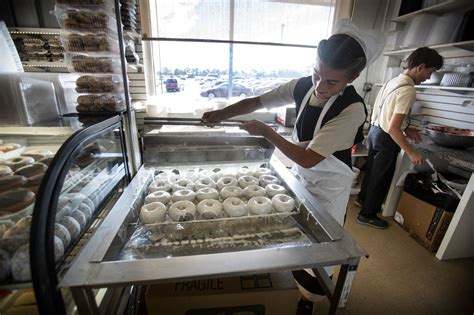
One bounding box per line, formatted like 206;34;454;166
60;126;367;315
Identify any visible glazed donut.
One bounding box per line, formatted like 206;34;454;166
0;175;27;193
0;165;13;177
272;194;295;213
78;202;93;221
237;175;259;188
220;186;242;199
81;198;95;212
3;156;35;171
171;189;196;202
195;187;219;201
155;171;179;183
194;177;216;190
265;184;287;198
183;169;199;182
248;196;273;215
11;244;31;282
254;167;272;178
197;199;223;219
140;201;167;224
216;176;238;191
59;216;81;240
148;179;172;193
237;166;253;177
243;185;266;199
210;168;224;181
259;175;279;188
145;190;171;205
55;223;71;249
0;249;11;282
71;209;87;229
169;200;196;222
0;188;35;214
54;235;65;262
222;197;247;217
172;179;194;192
14;163;47;178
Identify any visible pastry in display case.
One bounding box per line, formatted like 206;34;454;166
0;116;129;296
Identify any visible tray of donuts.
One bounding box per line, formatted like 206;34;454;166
55;4;117;33
137;164;300;228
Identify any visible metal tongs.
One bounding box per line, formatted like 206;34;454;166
425;159;462;198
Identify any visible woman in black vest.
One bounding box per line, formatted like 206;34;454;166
202;20;384;314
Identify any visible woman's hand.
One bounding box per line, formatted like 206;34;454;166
239;120;273;137
404;126;422;143
407;149;424;166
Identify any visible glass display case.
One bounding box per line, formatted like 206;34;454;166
0;115;129;313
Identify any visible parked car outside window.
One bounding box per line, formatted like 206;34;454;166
165;78;180;92
200;83;253;98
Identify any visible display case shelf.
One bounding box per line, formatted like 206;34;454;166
375;83;474;93
392;0;474;23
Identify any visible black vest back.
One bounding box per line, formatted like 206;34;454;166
293;76;367;167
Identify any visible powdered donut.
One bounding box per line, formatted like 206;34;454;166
148;179;172;193
210;168;224;181
243;185;266;199
197;199;223;219
216;176;238;191
195;187;219;201
145;190;171;205
169;200;196;222
59;216;81;240
11;244;30;282
71;209;87;229
194;177;216;190
0;165;13;177
54;236;65;262
171;189;196;202
272;194;295;213
237;175;259;188
265;184;287;198
248;196;273;215
3;156;35;171
0;249;11;282
220;185;242;199
222;197;247;217
140;202;167;224
171;179;194;192
237;166;253;177
255;167;272;178
198;169;211;179
259;175;279;187
81;197;95;212
54;223;71;249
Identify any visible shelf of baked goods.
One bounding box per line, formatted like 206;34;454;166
383;40;474;58
391;0;474;23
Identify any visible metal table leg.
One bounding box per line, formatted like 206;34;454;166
71;287;100;315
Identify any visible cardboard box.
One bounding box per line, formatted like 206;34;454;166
275;106;296;127
146;272;299;315
395;192;453;251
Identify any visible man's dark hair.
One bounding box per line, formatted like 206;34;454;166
404;47;443;70
317;33;367;78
